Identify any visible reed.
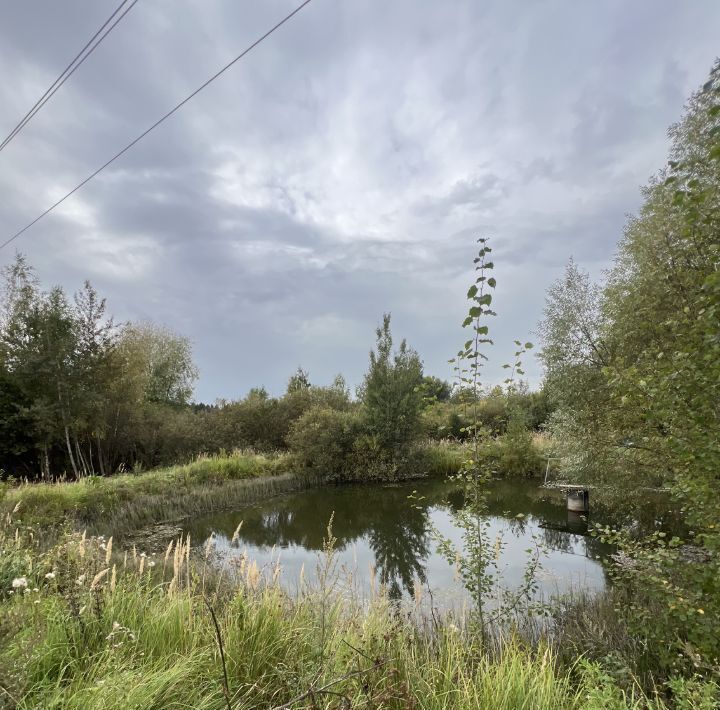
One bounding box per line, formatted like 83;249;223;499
1;524;716;709
0;451;306;536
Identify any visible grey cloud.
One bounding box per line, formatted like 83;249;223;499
1;0;719;400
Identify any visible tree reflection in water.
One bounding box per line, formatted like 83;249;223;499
179;478;670;603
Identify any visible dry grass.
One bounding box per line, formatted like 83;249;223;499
1;520;716;709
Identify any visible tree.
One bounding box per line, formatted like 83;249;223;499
117;323;197;407
540;61;720;675
358;314;424;453
421;375;452;403
286;367;311;394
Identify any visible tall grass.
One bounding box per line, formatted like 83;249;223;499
0;451;298;536
418;439;467;476
1;524;716;709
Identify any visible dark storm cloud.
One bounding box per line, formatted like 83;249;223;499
1;0;719;400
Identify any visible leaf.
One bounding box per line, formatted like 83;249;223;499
478;294;492;306
468;306;482;317
487;277;496;288
467;285;478;298
462;316;473;327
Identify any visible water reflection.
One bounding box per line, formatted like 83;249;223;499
183;478;620;604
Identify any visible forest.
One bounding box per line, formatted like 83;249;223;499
0;268;549;481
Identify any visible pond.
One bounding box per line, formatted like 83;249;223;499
184;478;615;609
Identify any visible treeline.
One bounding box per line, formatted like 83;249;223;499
0;265;550;480
539;62;720;678
0;256;198;479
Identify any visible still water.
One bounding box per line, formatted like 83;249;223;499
184;478;614;608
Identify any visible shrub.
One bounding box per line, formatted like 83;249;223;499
287;406;358;480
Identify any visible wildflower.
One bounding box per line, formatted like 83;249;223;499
147;560;156;568
113;621;121;630
44;571;56;580
24;588;31;594
76;574;86;586
32;587;39;592
11;577;28;589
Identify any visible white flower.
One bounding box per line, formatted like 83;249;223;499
112;621;121;630
75;574;86;586
45;572;56;580
32;588;39;593
11;577;28;589
147;561;156;568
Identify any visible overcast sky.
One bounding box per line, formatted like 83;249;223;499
0;1;718;402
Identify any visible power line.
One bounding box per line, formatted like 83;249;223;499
1;0;315;252
0;0;139;153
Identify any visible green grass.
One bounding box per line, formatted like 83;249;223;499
3;527;714;709
421;433;550;479
0;451;301;536
418;440;467;476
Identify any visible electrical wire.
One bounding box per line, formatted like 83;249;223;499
0;0;139;153
1;0;315;251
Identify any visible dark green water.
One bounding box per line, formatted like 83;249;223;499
185;478;618;607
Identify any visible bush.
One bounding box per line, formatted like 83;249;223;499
287;406;358;480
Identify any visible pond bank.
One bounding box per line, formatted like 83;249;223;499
0;441;548;539
1;452;298;536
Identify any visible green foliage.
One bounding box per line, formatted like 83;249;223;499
287;405;359;480
540;62;720;684
420;374;452;403
0;526;701;709
118;323;198;407
359;313;425;454
285;366;311;394
435;240;544;636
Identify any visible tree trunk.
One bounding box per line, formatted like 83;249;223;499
64;424;80;479
75;438;90;477
96;434;106;476
87;438;96;476
56;376;79;479
41;444;50;480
